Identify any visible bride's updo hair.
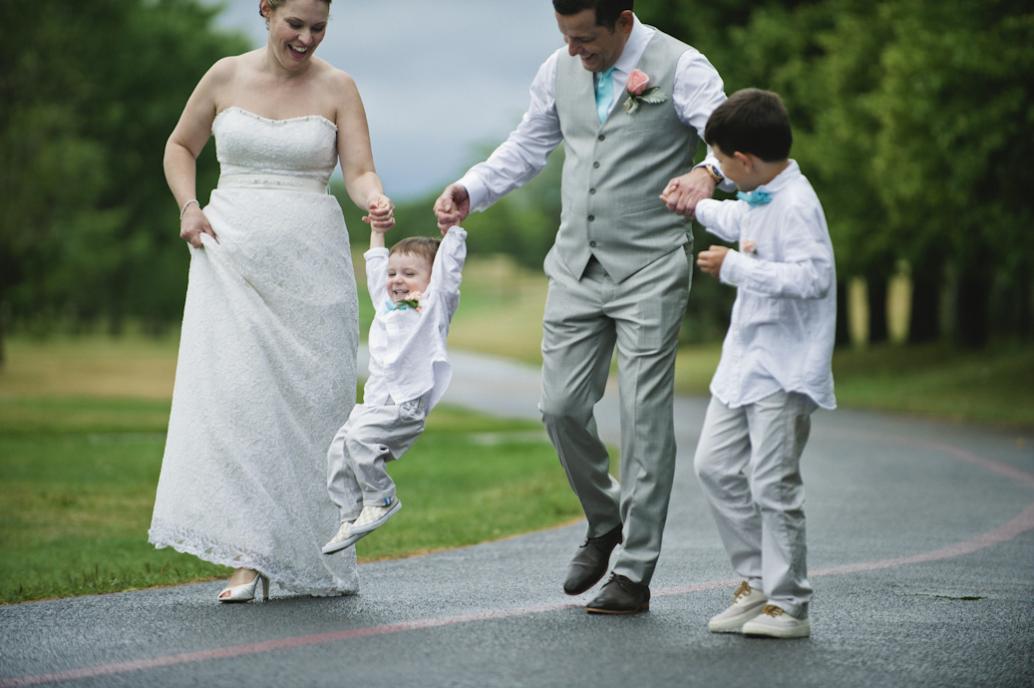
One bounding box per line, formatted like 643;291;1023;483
260;0;332;17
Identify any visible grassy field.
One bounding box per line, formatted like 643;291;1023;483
2;255;1030;603
0;328;586;604
0;383;580;604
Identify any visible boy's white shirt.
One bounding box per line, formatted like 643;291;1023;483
363;226;467;409
694;161;837;410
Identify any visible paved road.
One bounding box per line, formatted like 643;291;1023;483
2;350;1033;687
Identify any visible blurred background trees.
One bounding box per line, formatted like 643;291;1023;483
0;0;246;362
2;0;1031;365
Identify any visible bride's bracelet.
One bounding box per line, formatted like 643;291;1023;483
179;199;200;219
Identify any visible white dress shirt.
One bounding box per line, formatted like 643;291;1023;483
363;227;467;408
458;16;731;211
694;161;837;410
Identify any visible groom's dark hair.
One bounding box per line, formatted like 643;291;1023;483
704;88;793;162
553;0;633;30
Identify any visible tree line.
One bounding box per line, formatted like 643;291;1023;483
2;0;1031;366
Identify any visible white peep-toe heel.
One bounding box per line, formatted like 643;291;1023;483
218;571;270;603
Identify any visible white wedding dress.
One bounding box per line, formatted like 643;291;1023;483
149;107;359;596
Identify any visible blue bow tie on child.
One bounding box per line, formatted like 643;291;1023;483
737;189;773;207
384;299;417;313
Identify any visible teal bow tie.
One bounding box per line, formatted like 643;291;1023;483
737;189;773;207
384;299;418;313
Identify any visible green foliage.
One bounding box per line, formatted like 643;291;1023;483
637;0;1034;345
0;0;248;337
3;0;1032;350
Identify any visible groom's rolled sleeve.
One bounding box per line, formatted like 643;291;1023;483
456;51;564;213
673;50;736;194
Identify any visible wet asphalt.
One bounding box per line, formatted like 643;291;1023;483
2;349;1033;687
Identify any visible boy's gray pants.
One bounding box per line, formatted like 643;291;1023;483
693;390;817;619
326;393;430;522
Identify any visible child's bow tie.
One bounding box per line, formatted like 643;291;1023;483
384;299;419;313
737;189;773;207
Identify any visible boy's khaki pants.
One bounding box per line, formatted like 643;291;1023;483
326;393;430;522
694;390;817;618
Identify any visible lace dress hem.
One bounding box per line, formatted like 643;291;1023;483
149;521;359;598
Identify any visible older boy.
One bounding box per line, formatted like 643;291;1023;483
689;89;836;638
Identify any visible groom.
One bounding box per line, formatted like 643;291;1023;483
434;0;730;614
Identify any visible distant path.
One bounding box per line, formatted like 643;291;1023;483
2;349;1032;688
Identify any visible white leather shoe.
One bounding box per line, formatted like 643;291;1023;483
218;571;269;603
708;581;767;633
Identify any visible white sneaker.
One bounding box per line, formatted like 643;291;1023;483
350;498;402;535
321;519;361;554
707;581;767;633
741;604;811;638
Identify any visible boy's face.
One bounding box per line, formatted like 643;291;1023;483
387;252;432;303
712;144;761;191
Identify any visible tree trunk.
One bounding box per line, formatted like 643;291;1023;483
867;274;889;345
908;263;942;344
835;279;850;347
0;299;7;370
955;259;990;349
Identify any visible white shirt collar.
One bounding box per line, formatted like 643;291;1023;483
758;159;801;193
612;15;654;76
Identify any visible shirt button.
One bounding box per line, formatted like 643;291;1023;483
589;188;596;195
588;214;595;222
590;241;598;248
593;161;600;169
598;134;606;141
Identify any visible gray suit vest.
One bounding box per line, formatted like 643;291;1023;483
554;29;697;282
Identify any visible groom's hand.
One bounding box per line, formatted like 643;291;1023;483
434;184;470;234
660;168;716;218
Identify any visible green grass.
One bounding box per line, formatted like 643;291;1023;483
3;256;1031;603
674;342;1034;429
0;394;580;604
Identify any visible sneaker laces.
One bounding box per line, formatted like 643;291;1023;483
760;604;785;617
733;581;753;602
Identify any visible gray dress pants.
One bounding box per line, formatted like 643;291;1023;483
539;245;690;586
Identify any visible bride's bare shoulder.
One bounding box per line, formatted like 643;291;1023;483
314;59;350;83
205;50;261;86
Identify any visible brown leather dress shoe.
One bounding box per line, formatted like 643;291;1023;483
585;573;650;615
563;524;623;595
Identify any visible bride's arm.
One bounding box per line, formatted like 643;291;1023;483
334;71;394;232
164;58;232;247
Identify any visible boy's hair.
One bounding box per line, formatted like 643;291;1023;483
704;88;792;162
552;0;633;30
389;236;440;267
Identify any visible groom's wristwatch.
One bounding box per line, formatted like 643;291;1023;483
700;163;723;185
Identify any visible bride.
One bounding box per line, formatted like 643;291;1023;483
149;0;394;601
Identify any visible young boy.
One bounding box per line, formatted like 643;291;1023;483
322;224;467;554
690;89;836;638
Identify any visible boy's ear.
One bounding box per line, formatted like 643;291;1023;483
733;151;753;168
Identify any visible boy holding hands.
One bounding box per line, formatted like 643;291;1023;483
687;89;836;638
322;222;467;554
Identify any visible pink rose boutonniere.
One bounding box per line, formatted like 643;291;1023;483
400;290;424;312
623;69;667;114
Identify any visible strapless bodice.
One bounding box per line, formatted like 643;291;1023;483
213;107;338;190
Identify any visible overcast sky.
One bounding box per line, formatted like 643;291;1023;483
203;0;564;199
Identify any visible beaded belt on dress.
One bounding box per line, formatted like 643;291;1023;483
218;173;329;194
